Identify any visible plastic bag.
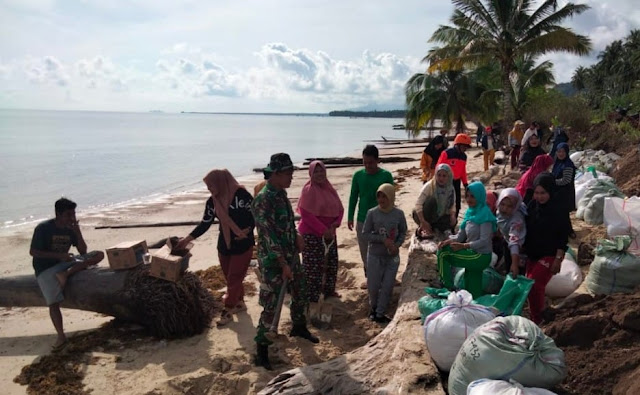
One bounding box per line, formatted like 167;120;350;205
467;379;558;395
604;197;640;254
454;266;505;295
418;291;448;323
423;290;495;371
585;236;640;295
545;257;583;298
448;316;566;395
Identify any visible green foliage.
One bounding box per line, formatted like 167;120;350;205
573;30;640;108
425;0;591;126
522;87;591;137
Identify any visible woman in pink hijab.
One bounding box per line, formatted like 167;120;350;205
177;169;254;326
515;154;554;205
298;161;344;303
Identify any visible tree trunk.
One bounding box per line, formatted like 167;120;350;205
0;268;140;321
501;70;515;132
258;250;445;395
0;267;217;338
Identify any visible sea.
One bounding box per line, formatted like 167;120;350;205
0;109;406;229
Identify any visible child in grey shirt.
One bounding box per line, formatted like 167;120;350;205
362;183;407;323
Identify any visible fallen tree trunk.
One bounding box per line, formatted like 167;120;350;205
302;156;415;166
259;250;445;394
0;266;217;338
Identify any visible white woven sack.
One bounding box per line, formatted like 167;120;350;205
423;290;495;372
467;379;557;395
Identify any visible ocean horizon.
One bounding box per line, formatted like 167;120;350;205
0;109;406;229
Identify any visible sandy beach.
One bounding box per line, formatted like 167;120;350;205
1;141;479;395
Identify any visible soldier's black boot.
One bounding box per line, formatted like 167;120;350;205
255;344;272;370
289;324;319;344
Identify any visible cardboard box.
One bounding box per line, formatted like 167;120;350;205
106;240;148;270
149;239;192;282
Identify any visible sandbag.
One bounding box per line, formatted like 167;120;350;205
545;258;583;298
454;266;505;295
448;316;566;395
585;236;640;295
467;379;557;395
604;196;640;253
569;151;583;163
423;290;495;372
576;179;624;223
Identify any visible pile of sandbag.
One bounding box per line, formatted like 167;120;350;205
585;235;640;295
576;177;625;225
467;379;557;395
604;196;640;254
423;290;495;371
574;170;614;207
570;149;621;173
545;252;583;298
448;316;567;395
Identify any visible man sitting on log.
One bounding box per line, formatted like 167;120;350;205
29;197;104;351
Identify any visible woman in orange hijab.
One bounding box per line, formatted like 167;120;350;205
297;161;344;303
177;169;255;326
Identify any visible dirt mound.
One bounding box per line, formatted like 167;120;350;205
541;291;640;395
568;121;633;154
613;146;640;197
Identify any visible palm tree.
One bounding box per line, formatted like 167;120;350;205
425;0;591;127
510;56;555;119
571;66;590;92
405;70;489;136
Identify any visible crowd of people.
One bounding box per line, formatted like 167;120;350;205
28;119;577;370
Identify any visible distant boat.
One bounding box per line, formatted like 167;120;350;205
392;124;405;130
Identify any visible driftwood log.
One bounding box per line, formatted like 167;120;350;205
0;266;217;338
258;250;445;395
302;156;415;166
0;268;136;318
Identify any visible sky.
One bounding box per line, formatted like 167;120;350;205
1;0;639;113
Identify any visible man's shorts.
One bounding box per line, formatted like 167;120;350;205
36;251;101;306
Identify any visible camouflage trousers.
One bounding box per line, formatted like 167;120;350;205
254;255;308;345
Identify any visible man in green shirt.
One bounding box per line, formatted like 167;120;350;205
347;145;394;288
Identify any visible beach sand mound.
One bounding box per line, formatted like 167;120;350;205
542;291;640;395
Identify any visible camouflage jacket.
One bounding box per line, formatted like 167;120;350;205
251;183;297;268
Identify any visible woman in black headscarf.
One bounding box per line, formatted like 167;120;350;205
420;135;446;183
518;133;547;173
523;173;570;324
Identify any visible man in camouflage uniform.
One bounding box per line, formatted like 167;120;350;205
251;153;319;370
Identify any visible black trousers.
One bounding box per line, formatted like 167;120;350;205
453;178;462;220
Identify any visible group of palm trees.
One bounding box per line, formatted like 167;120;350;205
572;30;640;110
406;0;592;135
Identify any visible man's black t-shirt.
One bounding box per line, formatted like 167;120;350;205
30;219;78;276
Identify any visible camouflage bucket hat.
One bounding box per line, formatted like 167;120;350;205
264;153;294;172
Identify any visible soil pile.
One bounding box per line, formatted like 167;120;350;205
542;291;640;395
613;146;640;197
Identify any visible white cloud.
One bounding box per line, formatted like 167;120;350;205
24;56;69;86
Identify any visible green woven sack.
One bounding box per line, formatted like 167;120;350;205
585;236;640;294
448;316;567;395
454;267;505;295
